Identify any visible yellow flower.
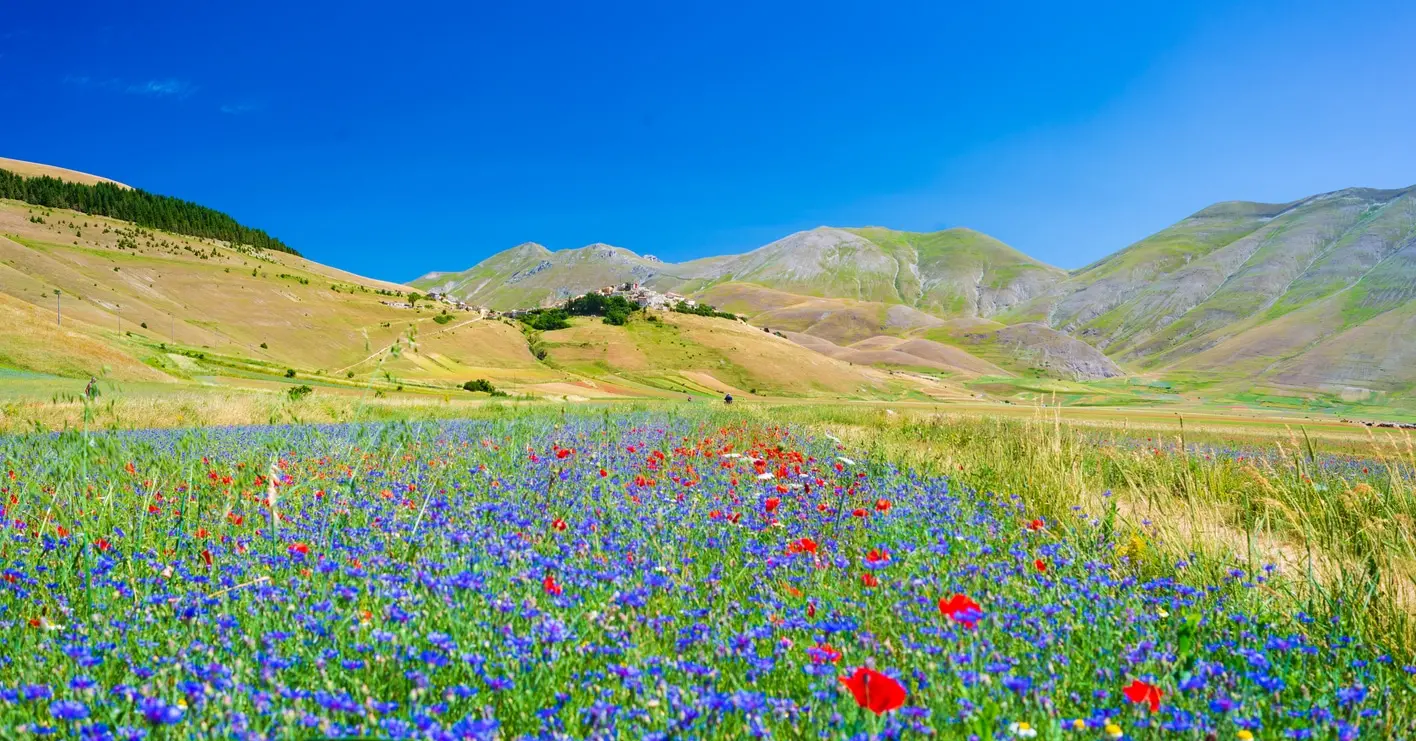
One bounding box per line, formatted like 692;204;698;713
1237;732;1254;741
1105;723;1124;739
1072;719;1086;731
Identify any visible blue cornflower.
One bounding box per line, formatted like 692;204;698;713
138;697;184;725
49;699;90;721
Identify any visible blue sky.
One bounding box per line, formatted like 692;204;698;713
4;0;1415;280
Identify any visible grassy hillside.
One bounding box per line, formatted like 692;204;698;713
846;227;1065;315
0;162;297;255
10;157;1416;416
1010;185;1416;399
0;194;945;406
419;226;1065;319
0;157;130;188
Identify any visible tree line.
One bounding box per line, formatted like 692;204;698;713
0;168;298;255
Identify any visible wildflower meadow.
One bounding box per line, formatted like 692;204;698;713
0;412;1411;739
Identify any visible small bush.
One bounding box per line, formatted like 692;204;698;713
520;309;571;331
463;378;498;394
140;322;148;329
433;314;453;325
285;368;296;378
260;342;268;349
287;385;313;401
672;300;738;321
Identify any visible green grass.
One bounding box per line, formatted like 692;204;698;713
1;400;1413;736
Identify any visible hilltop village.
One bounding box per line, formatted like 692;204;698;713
392;282;700;319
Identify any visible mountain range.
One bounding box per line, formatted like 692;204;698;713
415;185;1416;399
2;155;1414;413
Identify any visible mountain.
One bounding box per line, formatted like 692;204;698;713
8;154;1416;411
415;185;1416;401
1008;186;1416;396
415;226;1065;317
0;159;934;404
415;242;673;309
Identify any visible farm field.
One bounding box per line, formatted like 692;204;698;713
1;406;1412;739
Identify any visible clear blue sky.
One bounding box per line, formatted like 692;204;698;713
4;0;1415;281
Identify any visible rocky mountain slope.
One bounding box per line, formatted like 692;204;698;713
1008;186;1416;395
417;184;1416;396
415;226;1065;318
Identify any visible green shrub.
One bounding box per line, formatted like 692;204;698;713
285;368;296;378
672;300;737;321
286;385;313;401
519;309;570;331
433;314;453;325
463;378;498;394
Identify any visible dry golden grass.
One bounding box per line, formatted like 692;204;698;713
740;403;1416;650
0;157;130;188
0;292;163;380
0;384;550;433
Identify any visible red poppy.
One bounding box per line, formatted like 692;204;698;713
866;548;891;564
200;549;213;567
709;509;723;520
807;601;817;618
288;542;310;556
56;526;70;538
1034;558;1047;573
95;538;111;552
727;512;742;524
228;513;244;526
860;573;879;587
764;497;781;513
874;498;891;513
938;594;983;628
599;468;608;477
1027;518;1045;532
838;667;907;715
808;643;842;664
852;508;867;518
789;537;818;554
552;518;568;532
1123;679;1163;712
555;448;572;459
196;528;210;539
543;574;563;596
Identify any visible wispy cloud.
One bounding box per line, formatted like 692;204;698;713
64;74;198;99
126;79;197;98
220;102;263;115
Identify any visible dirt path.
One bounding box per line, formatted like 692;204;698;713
334;316;483;374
